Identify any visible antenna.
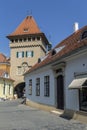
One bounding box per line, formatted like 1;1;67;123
27;10;32;16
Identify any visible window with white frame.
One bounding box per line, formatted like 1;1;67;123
44;76;50;97
16;51;24;58
26;51;34;57
36;78;40;96
29;79;32;95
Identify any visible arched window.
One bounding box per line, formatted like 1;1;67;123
22;62;29;73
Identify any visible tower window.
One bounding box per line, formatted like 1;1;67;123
16;51;24;58
28;37;31;41
24;38;27;42
36;78;40;96
19;39;22;42
15;39;18;42
32;37;35;41
11;39;14;43
17;66;22;75
37;37;40;41
26;51;34;57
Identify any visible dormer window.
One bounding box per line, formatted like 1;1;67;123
82;31;87;39
52;49;56;55
24;28;29;32
51;45;65;56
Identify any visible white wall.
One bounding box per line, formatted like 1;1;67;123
25;66;55;106
65;52;87;111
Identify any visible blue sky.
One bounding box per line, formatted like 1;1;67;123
0;0;87;57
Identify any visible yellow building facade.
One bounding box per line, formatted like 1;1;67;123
0;53;14;99
0;77;14;99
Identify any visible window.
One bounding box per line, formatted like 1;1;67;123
44;76;50;97
79;88;87;111
19;39;22;42
24;28;29;32
22;62;29;73
15;39;18;42
3;81;5;95
29;79;32;95
26;51;34;57
24;38;27;42
4;72;9;78
16;52;24;58
11;39;14;43
82;31;87;39
32;37;35;41
9;84;12;95
28;37;31;41
36;78;40;96
17;66;22;75
37;37;40;41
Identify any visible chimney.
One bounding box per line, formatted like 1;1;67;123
73;22;79;32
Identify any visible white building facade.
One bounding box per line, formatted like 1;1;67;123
25;66;56;107
65;49;87;112
24;25;87;121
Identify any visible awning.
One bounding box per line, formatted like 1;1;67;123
69;77;87;89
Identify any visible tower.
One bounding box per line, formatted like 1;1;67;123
7;16;50;97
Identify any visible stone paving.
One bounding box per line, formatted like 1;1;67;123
0;99;87;130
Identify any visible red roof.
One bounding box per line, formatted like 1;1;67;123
25;25;87;74
7;16;49;45
0;53;9;63
7;16;41;37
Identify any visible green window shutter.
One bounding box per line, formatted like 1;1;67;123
22;51;24;57
31;51;34;57
26;51;27;57
16;52;18;58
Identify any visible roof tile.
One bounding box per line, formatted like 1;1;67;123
25;25;87;74
8;16;41;37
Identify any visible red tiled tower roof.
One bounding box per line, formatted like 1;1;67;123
7;16;49;45
8;16;41;37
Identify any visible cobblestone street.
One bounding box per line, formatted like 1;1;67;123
0;99;87;130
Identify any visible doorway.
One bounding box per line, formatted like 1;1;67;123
14;82;25;98
56;75;64;109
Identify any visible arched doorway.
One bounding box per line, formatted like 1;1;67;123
56;75;64;109
14;82;25;98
